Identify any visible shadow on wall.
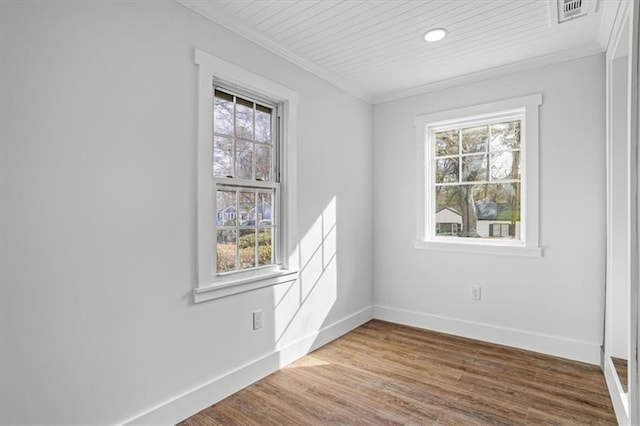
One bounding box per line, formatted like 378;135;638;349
273;196;338;353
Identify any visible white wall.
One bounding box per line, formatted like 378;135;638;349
0;2;372;424
373;54;606;363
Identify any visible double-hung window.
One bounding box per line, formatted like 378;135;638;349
432;116;522;239
194;49;298;303
415;94;542;257
213;88;278;273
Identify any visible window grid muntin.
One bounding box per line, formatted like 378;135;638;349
215;185;278;274
213;85;280;275
434;120;522;186
430;114;523;241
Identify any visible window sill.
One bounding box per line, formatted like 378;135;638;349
414;239;542;257
194;268;299;303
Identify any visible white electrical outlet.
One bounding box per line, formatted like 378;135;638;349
471;286;482;301
252;310;263;330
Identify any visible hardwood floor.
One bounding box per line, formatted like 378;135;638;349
611;356;628;392
181;320;616;425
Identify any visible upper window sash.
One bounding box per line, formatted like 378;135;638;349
429;115;523;188
212;86;279;184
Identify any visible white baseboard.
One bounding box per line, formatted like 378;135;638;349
124;306;373;425
124;304;600;424
373;305;601;365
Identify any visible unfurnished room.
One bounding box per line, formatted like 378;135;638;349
1;0;639;425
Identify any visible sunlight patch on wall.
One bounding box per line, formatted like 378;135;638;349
273;197;338;349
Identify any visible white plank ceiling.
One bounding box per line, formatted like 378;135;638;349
179;0;614;103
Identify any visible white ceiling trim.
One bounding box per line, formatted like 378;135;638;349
177;0;373;104
371;43;604;105
178;0;611;107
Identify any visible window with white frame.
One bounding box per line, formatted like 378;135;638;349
213;88;278;273
415;94;542;257
194;49;298;303
433;115;522;240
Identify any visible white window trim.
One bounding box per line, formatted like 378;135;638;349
194;48;299;303
414;93;542;257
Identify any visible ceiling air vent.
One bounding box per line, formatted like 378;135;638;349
557;0;587;23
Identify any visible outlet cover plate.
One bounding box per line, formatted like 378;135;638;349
253;310;263;330
472;286;482;301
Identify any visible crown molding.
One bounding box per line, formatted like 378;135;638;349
371;44;604;105
178;1;611;107
177;0;373;104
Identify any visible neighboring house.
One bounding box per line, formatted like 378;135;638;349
477;220;520;239
218;202;272;226
435;207;462;236
247;201;272;225
475;201;520;238
242;201;272;226
436;204;520;238
216;205;237;226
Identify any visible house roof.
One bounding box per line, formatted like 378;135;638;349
436;206;461;216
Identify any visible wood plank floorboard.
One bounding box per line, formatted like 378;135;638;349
180;320;616;425
611;356;628;392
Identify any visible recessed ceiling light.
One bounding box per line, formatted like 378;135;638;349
423;28;448;42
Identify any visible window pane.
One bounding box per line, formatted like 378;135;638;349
257;192;272;225
461;154;487;182
255;145;271;182
239;228;256;270
213;136;233;177
258;229;272;266
490;121;521;151
436;185;462;208
435;183;520;240
216;190;237;227
492;183;520;223
238;191;257;270
490;151;520;181
255;105;272;144
462;126;488;153
435;130;459;156
217;229;237;273
213;90;234;135
239;191;256;226
436;158;459;183
235;140;253;180
235;97;254;140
